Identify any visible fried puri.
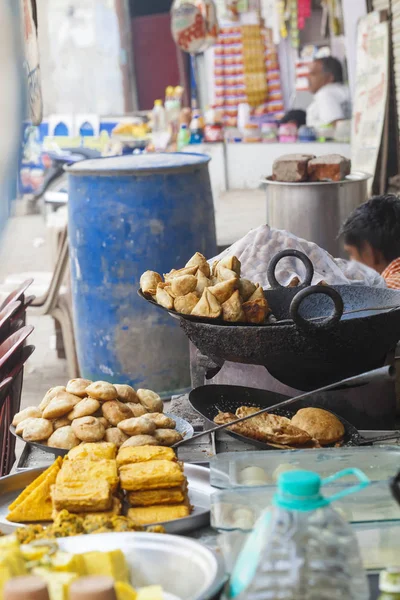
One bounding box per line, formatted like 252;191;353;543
56;458;119;493
47;426;80;450
86;381;118;402
43;392;82;419
136;389;163;413
71;416;105;442
114;384;139;404
116;445;176;467
117;415;156;436
67;398;100;420
12;406;42;426
38;386;66;412
127;504;190;525
101;400;133;426
127;484;186;507
67;442;117;461
146;413;176;429
51;480;112;513
66;378;92;398
104;427;129;447
120;435;158;449
22;418;53;442
153;429;183;446
119;460;184;491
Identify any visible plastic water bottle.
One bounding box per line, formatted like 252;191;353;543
229;468;370;600
177;124;190;150
152;99;169;151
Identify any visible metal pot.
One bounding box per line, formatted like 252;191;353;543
264;171;371;258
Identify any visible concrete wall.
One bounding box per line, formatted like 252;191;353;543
36;0;126;116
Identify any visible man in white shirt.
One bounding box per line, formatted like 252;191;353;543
306;57;351;128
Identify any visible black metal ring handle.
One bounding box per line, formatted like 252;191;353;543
390;472;400;506
290;285;344;332
267;250;314;289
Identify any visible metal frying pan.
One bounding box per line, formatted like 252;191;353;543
188;384;400;450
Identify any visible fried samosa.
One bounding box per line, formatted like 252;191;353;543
208;278;237;304
222;290;246;322
164;266;198;280
185;252;210;277
170;275;197;297
218;255;241;276
216;265;239;282
248;285;266;302
195;270;211;296
191;288;221;319
174;293;199;315
242;298;268;324
140;271;162;296
155;283;174;310
238;279;257;301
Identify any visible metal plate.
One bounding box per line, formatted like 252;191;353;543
0;463;211;535
9;413;194;458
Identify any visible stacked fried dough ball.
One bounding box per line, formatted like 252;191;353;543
12;379;184;450
141;252;271;324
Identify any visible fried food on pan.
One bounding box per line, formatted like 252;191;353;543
208;278;237;304
140;270;163;296
238;279;257;301
216;265;239;283
7;459;62;523
218;255;241;276
114;384;139;404
174;293;199;315
104;427;129;447
102;400;133;426
22;418;53;442
15;417;37;436
43;392;81;419
153;429;183;446
136;389;163;413
185;252;210;277
127;503;190;525
117;416;156;436
170;275;197;297
155;283;174;309
195;270;211;296
39;386;66;412
67;398;100;420
47;426;80;450
120;435;159;449
52;480;112;513
146;413;176;429
56;459;119;493
242;298;269;324
12;406;42;426
125;403;148;417
164;266;198;280
66;378;92;398
116;445;176;467
119;460;184;491
67;442;117;461
291;408;345;446
71;416;105;442
86;381;118;402
222;289;246;323
127;484;186;507
191;288;221;319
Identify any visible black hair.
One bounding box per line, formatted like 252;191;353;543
280;110;306;128
339;194;400;262
317;56;344;84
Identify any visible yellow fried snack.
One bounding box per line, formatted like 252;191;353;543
8;457;62;512
52;480;112;512
52;497;122;521
57;459;119;493
127;484;186;507
7;459;62;523
66;442;117;461
116;446;176;467
81;549;129;582
127;503;190;525
119;460;184;491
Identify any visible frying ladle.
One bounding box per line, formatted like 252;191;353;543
173;366;399;448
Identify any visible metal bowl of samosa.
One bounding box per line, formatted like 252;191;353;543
58;531;226;600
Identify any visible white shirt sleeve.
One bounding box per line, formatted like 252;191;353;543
315;87;346;124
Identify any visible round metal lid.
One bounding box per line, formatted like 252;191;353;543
67;152;210;176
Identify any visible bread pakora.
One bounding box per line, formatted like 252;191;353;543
52;480;112;512
127;504;190;526
119;460;184;491
56;459;119;493
116;446;176;467
127;485;186;507
67;442;117;461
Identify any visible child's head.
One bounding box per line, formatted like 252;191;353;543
339;194;400;273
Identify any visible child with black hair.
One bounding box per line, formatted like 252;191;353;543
339;194;400;289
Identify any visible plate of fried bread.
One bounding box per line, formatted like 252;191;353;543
10;378;194;456
0;442;212;535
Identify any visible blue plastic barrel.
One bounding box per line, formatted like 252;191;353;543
67;153;217;396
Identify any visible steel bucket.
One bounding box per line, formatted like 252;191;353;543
264;171;371;258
